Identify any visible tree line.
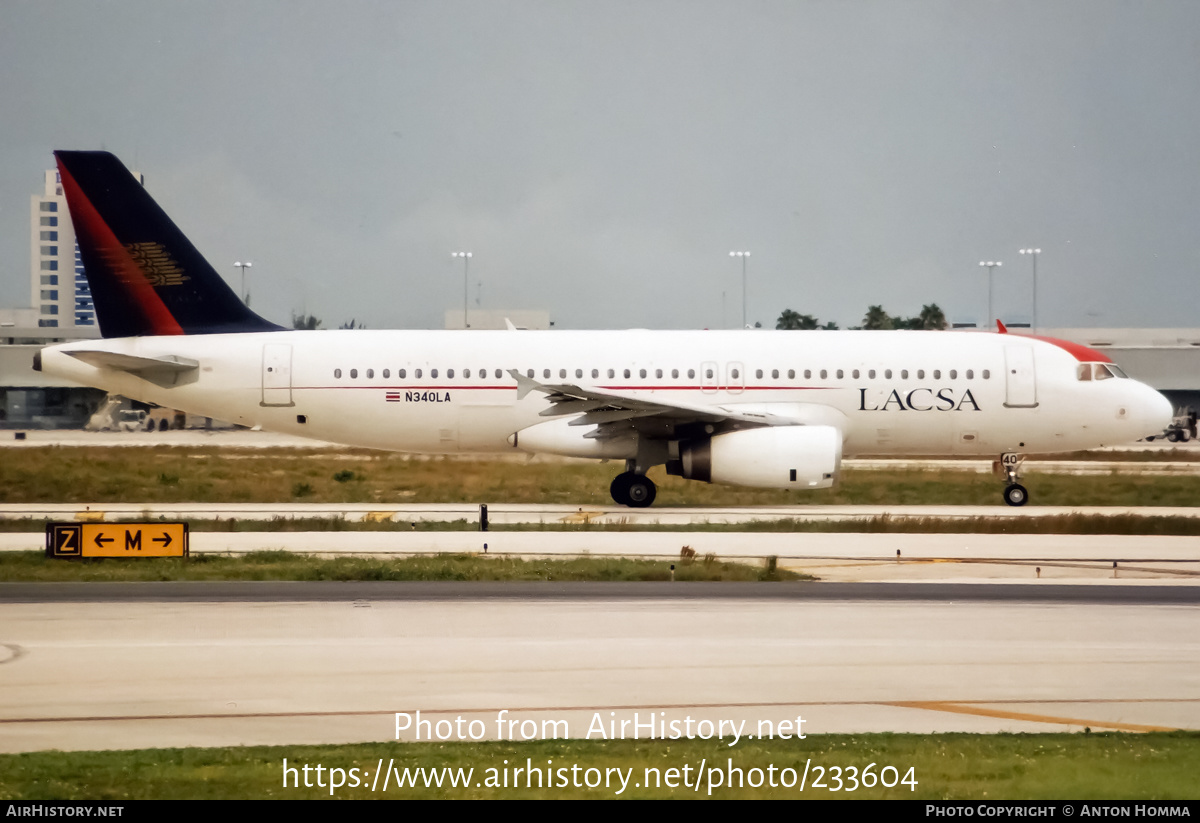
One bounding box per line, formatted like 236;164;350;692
775;304;947;331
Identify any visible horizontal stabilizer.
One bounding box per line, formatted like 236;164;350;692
66;350;199;388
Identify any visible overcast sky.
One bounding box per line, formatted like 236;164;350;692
2;1;1198;331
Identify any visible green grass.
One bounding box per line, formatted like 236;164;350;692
0;551;804;582
5;513;1200;535
1;733;1196;799
1;448;1199;506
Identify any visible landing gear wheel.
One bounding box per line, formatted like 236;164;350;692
609;472;633;506
610;471;656;507
1003;484;1029;507
625;475;657;508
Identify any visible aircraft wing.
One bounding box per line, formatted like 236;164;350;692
508;370;812;441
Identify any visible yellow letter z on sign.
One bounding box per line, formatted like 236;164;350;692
45;523;189;559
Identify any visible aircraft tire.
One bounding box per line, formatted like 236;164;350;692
625;475;657;508
1003;483;1029;507
610;472;634;506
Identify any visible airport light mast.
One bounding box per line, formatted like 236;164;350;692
233;261;252;305
730;251;751;328
979;260;1002;329
451;251;472;329
1019;248;1041;332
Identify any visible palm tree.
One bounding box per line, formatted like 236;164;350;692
918;303;948;330
862;305;893;330
776;310;821;330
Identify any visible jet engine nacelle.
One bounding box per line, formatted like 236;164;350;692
509;416;638;459
672;425;842;489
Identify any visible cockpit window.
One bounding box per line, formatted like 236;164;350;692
1078;362;1127;381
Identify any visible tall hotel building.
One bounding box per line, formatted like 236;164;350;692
29;165;142;329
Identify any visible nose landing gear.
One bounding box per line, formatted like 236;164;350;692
610;471;657;508
1000;452;1028;506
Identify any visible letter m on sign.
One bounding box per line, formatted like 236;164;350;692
125;529;142;551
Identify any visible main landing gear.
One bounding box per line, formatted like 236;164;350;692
610;471;657;508
999;452;1028;507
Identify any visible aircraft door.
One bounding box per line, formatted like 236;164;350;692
261;344;294;407
701;361;718;394
726;362;745;394
1003;346;1038;408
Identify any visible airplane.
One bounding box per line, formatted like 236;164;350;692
36;151;1174;508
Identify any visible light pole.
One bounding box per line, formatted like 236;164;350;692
1019;248;1041;332
730;251;750;328
233;261;252;305
451;252;472;329
979;261;1002;329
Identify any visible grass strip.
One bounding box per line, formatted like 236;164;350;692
2;449;1200;506
1;733;1197;799
0;551;804;583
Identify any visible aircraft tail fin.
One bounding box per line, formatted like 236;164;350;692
53;150;283;337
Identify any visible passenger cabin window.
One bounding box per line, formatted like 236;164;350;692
625;369;632;379
772;369;779;379
949;370;957;379
544;369;551;379
852;369;859;379
885;369;892;379
918;369;925;379
367;369;374;378
350;369;358;378
688;369;696;379
399;369;406;378
560;369;567;379
788;369;795;379
731;368;740;379
447;369;454;378
656;369;663;378
431;369;438;378
383;369;390;378
982;370;990;379
868;370;876;379
933;370;941;379
804;370;812;379
608;369;615;378
837;369;844;379
334;369;342;378
463;369;470;378
415;369;422;378
820;369;827;379
705;368;714;379
755;369;763;379
672;369;679;378
639;369;647;378
901;370;908;379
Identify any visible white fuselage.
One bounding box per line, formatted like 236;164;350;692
40;329;1172;458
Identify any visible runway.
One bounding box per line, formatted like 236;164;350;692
1;583;1197;753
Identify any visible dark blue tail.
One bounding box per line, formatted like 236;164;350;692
54;150;283;338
